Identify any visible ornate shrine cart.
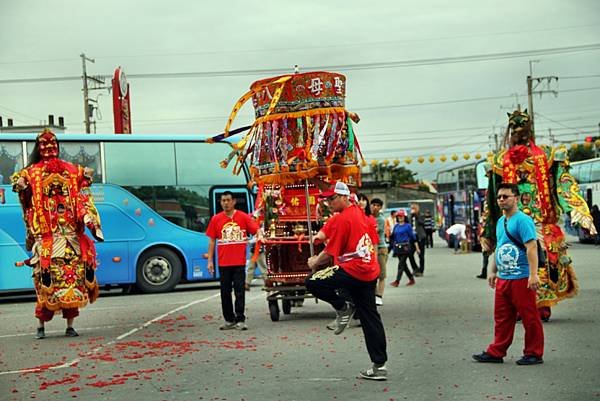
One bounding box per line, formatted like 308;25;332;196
218;70;364;321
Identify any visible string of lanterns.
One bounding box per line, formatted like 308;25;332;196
366;139;600;166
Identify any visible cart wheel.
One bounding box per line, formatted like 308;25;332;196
268;300;280;321
282;299;292;315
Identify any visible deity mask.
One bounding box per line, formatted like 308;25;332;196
37;130;59;160
507;110;532;146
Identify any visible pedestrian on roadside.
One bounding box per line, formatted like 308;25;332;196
423;210;434;248
477;250;491;279
306;181;388;381
245;242;267;290
390;210;418;287
384;210;397;243
473;183;544;365
410;203;427;276
370;198;388;306
207;191;260;331
446;223;466;254
592;205;600;246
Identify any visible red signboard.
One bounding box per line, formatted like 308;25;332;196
112;67;132;134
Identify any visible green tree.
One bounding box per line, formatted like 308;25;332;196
372;164;417;186
568;146;595;162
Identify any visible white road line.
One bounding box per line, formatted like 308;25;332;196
0;293;220;376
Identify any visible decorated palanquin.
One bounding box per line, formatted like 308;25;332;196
480;110;597;319
11;129;103;314
218;71;363;320
218;71;363;186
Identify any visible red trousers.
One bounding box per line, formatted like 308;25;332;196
486;278;544;358
35;305;79;322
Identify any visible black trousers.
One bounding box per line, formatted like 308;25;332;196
425;230;434;248
306;266;387;365
219;266;246;323
416;238;426;272
396;254;414;282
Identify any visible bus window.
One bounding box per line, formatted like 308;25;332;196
0;142;23;184
590;161;600;182
104;142;176;186
175;142;245;186
123;185;211;232
25;141;103;183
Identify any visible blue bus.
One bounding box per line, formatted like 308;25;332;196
435;160;488;251
0;133;253;293
568;156;600;242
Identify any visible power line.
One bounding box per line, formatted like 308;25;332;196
3;23;599;66
2;43;600;85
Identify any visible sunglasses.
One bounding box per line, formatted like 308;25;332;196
496;194;515;200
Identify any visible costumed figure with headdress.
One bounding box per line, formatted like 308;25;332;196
11;129;103;338
480;110;597;321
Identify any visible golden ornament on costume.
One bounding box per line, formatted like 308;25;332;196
428;155;436;163
475;153;482;160
439;155;447;162
463;153;470;160
417;156;425;164
451;154;459;161
404;157;413;164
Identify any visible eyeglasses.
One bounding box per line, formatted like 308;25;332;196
496;194;515;200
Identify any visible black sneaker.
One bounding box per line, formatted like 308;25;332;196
65;327;79;337
516;355;543;365
359;364;387;381
334;302;355;335
472;351;503;363
35;327;45;340
476;274;487;279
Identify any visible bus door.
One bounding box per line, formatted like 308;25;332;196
208;185;254;277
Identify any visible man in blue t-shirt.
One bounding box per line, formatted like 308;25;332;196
473;183;544;365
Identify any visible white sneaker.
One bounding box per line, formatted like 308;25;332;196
326;319;338;331
359;364;387;381
375;296;383;306
235;322;248;331
219;321;236;330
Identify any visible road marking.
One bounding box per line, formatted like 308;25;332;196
0;292;220;376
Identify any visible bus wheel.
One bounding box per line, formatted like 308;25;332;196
136;248;182;293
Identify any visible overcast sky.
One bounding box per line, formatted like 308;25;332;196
1;0;599;179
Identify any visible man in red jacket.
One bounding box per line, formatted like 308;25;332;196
207;191;259;331
306;181;388;381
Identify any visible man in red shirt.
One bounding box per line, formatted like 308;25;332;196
207;191;259;331
306;182;388;381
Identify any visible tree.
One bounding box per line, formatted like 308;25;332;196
371;164;417;186
568;146;595;162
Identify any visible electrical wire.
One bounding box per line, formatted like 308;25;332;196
2;43;600;84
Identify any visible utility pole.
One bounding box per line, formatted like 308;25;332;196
80;53;107;133
526;60;558;138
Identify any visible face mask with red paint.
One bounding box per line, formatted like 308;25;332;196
38;131;59;160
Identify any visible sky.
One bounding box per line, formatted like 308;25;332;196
1;0;599;180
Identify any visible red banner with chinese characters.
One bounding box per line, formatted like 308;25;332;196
112;67;132;134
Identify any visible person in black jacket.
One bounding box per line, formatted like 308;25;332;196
409;203;427;276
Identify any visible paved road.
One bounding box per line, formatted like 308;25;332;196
1;238;599;401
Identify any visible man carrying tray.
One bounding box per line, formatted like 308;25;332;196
306;181;388;381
